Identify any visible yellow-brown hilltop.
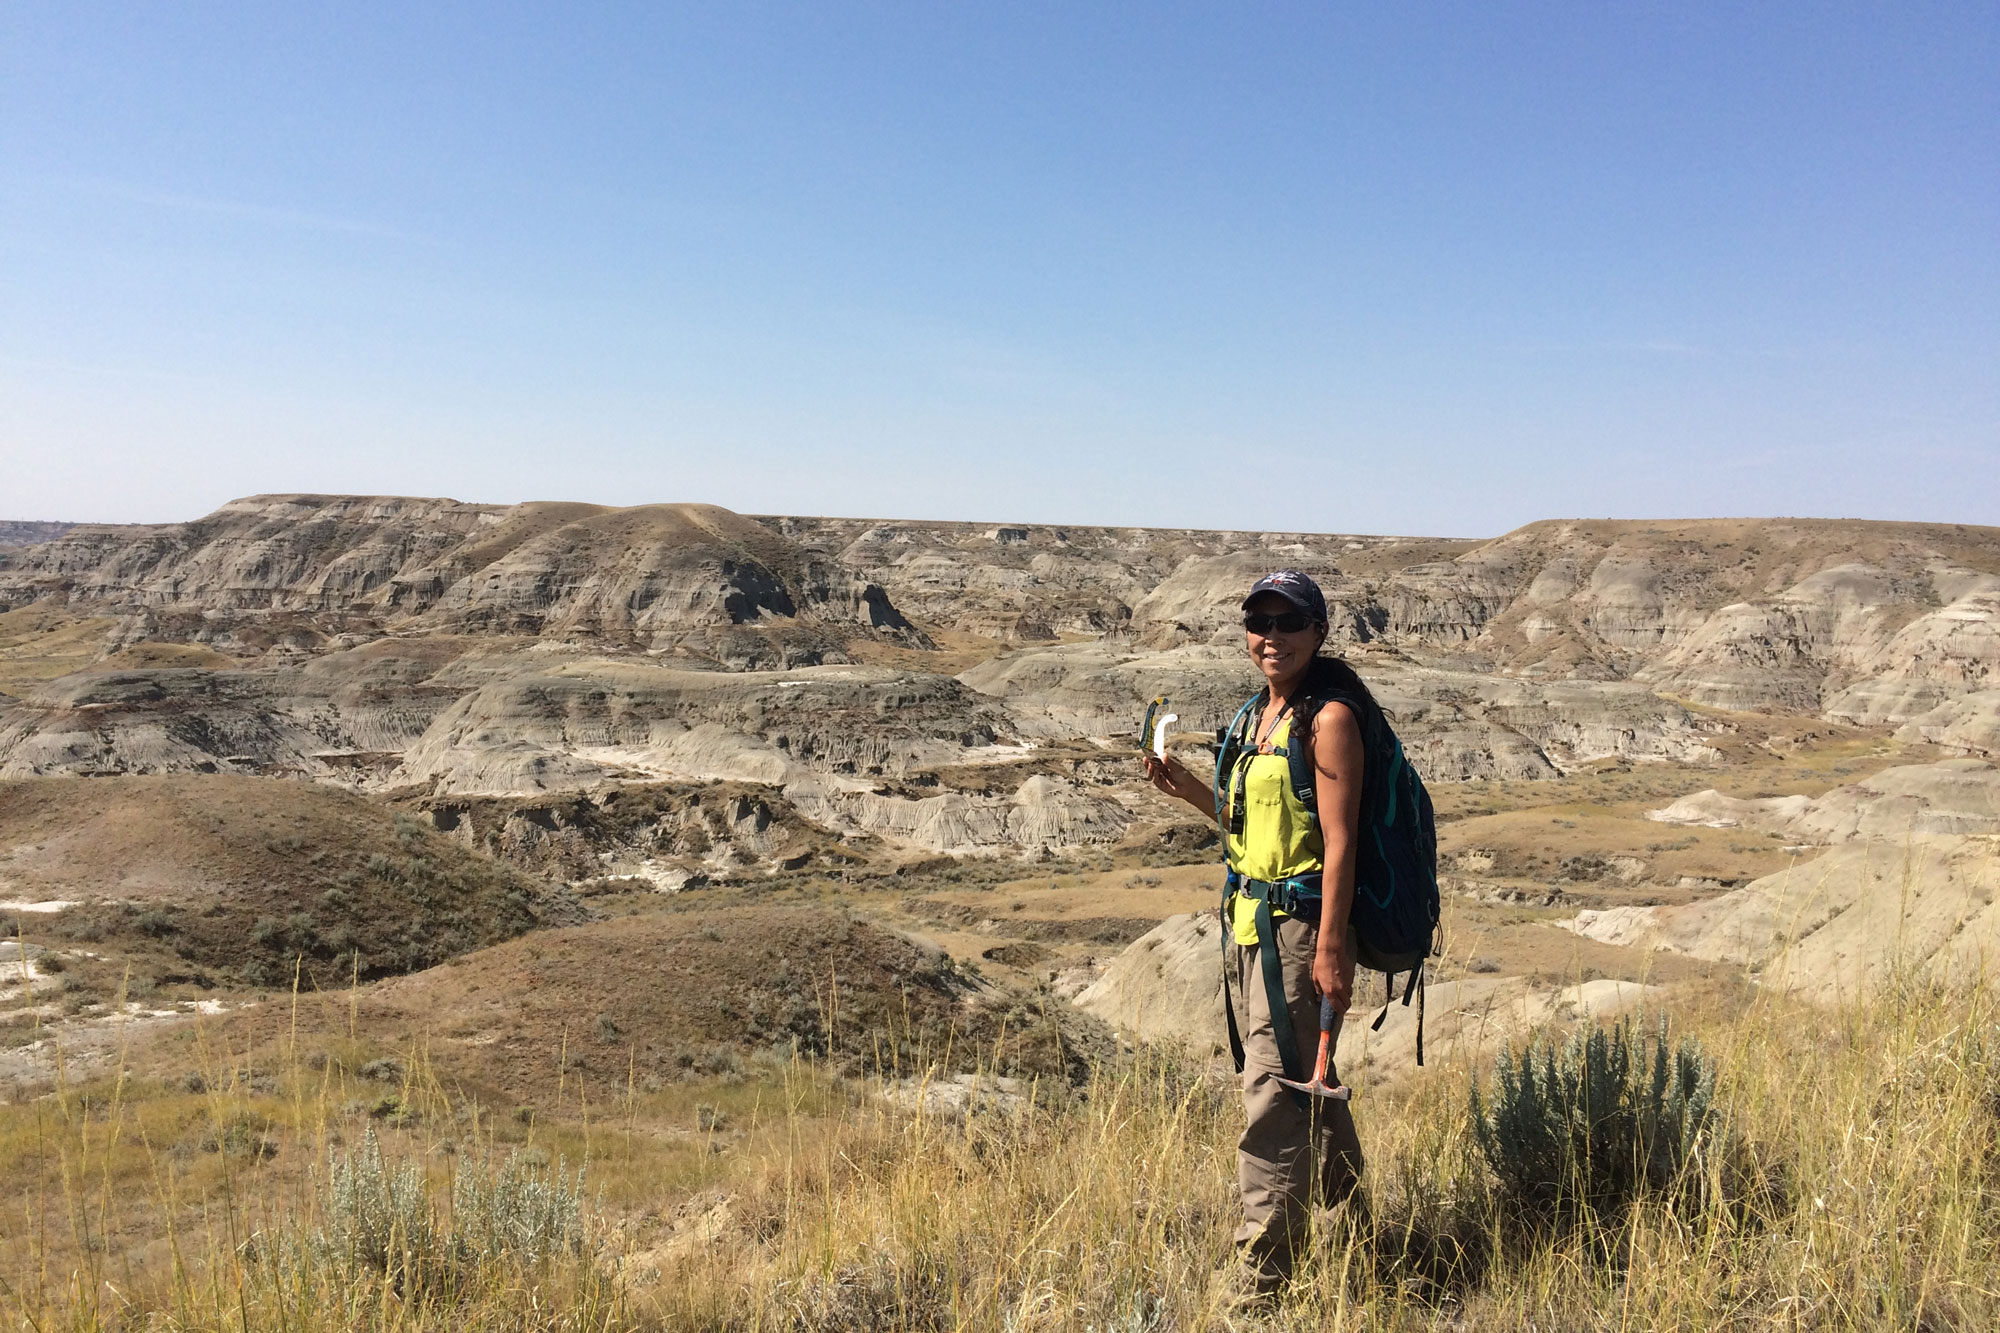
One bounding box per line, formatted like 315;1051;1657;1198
0;494;915;656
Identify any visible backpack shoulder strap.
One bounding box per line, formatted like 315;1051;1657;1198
1213;691;1263;847
1217;687;1265;1080
1284;681;1369;830
1285;693;1325;830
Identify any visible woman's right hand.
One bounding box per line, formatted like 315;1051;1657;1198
1142;753;1210;813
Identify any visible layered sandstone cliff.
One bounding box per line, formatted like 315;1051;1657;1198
0;495;917;665
3;498;1997;867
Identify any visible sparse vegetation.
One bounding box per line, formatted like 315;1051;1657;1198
1472;1017;1722;1231
0;776;575;991
3;974;1995;1329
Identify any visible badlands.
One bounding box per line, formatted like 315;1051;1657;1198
1;493;1998;1092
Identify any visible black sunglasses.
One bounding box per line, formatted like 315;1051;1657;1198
1243;610;1311;635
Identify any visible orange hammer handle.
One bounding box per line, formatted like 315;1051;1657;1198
1310;992;1335;1085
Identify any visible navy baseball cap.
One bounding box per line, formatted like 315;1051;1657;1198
1241;569;1328;624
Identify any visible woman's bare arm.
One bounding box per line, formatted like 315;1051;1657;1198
1309;701;1366;1011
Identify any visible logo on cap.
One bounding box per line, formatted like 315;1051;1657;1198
1242;568;1328;622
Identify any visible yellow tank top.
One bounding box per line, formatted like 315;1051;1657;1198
1225;715;1325;945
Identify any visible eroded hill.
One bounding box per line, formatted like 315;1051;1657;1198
0;775;580;985
0;496;1996;1103
2;501;1993;873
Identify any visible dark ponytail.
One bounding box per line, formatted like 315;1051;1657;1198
1304;654;1383;720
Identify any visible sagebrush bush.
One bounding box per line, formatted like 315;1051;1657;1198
310;1128;445;1292
449;1145;589;1267
1471;1016;1718;1228
305;1127;588;1300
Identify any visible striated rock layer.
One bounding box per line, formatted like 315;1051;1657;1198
8;501;1997;725
0;495;919;665
780;513;2000;730
5;497;1999;864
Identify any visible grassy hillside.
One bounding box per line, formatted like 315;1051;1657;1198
0;775;575;993
181;903;1113;1105
2;970;1993;1330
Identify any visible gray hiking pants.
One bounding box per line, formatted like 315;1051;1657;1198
1228;913;1364;1289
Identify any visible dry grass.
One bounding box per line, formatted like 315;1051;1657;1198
2;961;1996;1331
839;624;1016;676
0;777;568;995
0;606;119;695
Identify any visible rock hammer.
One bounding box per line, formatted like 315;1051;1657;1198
1274;993;1353;1101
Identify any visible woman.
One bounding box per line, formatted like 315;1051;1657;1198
1142;569;1366;1296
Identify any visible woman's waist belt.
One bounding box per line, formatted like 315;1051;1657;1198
1225;867;1323;916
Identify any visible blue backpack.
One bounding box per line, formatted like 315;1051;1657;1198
1215;656;1441;1067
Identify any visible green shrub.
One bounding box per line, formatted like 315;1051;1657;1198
306;1128;588;1300
449;1147;588;1267
1471;1016;1718;1229
312;1129;441;1290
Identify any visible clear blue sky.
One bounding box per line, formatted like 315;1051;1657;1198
3;3;1995;535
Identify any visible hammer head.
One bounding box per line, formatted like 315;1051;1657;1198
1275;994;1353;1099
1273;1074;1353;1101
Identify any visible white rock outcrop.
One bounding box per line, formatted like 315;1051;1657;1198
1646;760;2000;843
1072;913;1227;1048
1565;835;2000;1002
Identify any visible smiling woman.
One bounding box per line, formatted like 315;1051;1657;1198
1140;568;1373;1298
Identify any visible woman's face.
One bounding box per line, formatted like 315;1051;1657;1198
1243;591;1323;686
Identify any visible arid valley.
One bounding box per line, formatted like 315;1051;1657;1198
3;495;1998;1328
